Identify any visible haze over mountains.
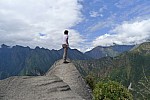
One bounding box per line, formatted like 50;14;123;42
0;43;135;80
0;0;149;99
0;44;90;80
0;42;150;99
85;45;135;59
73;42;150;99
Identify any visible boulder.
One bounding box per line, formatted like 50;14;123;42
0;60;92;100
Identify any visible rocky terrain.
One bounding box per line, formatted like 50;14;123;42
0;60;92;100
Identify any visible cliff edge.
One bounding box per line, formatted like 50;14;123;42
0;59;92;100
46;59;92;100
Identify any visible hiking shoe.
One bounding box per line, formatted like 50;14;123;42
63;61;70;63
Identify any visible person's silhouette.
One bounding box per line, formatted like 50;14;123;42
62;30;69;63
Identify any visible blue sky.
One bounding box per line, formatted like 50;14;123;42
74;0;150;51
0;0;150;51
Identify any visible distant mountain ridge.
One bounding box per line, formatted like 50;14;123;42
0;42;149;99
73;42;150;99
74;42;150;82
85;45;135;59
0;44;91;80
130;42;150;54
0;43;144;80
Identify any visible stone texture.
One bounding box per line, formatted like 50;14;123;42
0;60;92;100
46;60;92;100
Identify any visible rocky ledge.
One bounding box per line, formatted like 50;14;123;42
0;60;92;100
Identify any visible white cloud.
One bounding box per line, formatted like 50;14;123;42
0;0;83;50
89;11;104;18
89;11;99;17
93;19;150;47
87;14;116;32
89;4;106;18
120;2;150;21
115;0;135;8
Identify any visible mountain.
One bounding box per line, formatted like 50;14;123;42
0;42;149;99
58;48;91;60
73;42;150;99
0;44;91;80
46;59;92;100
131;42;150;54
0;60;92;100
85;45;135;59
75;43;150;81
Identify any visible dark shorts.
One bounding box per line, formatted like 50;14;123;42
62;44;68;48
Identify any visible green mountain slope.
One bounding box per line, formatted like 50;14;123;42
73;42;150;99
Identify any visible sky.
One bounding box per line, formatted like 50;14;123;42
0;0;150;52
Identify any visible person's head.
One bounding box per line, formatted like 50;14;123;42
64;30;69;35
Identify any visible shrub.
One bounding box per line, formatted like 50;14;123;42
85;74;95;90
93;81;133;100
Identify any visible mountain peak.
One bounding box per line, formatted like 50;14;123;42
1;44;10;48
0;59;92;100
85;44;134;59
46;59;92;100
131;42;150;54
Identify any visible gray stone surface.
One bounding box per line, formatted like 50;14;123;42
0;59;92;100
46;60;92;100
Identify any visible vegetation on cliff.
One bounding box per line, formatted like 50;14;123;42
74;42;150;99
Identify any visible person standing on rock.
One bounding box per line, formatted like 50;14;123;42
62;30;69;63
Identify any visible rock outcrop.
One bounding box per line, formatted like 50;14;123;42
0;60;92;100
46;60;92;100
